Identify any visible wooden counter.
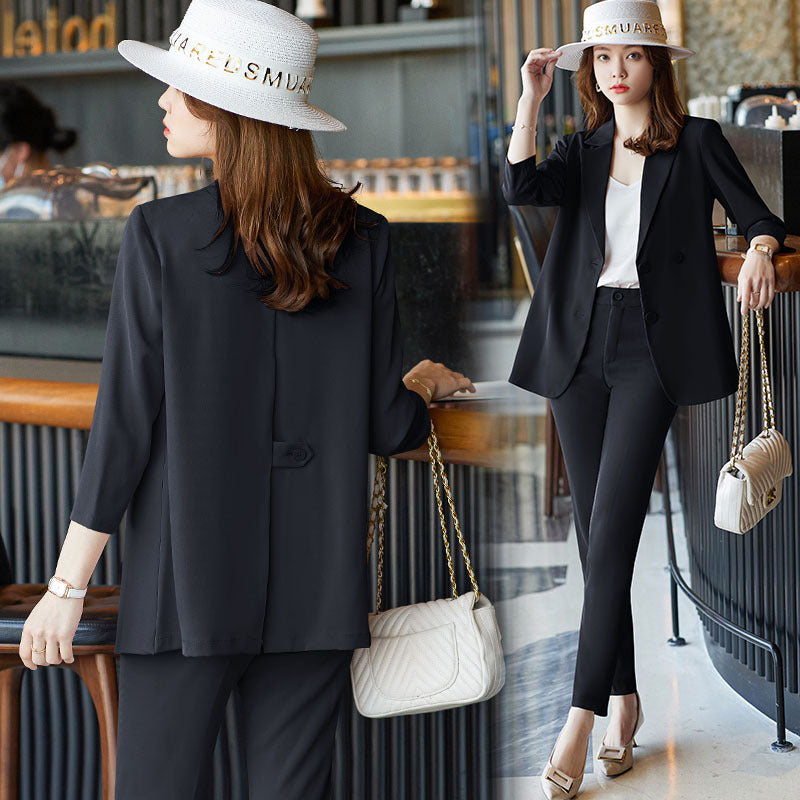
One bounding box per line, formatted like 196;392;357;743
716;232;800;290
0;377;508;468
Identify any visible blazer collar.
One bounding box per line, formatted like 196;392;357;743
582;116;615;148
580;114;679;266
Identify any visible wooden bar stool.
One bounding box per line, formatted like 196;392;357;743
0;577;120;800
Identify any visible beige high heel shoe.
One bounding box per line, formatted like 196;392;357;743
540;724;590;799
596;689;644;777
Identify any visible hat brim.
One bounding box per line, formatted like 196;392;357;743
553;40;695;71
117;39;346;132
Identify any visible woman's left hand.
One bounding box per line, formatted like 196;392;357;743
737;252;775;314
403;360;476;403
19;591;83;669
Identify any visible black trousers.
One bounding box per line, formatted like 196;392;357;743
549;285;678;717
115;648;354;799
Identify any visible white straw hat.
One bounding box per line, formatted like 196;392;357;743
554;0;695;71
117;0;345;131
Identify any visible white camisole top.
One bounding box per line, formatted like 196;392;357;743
596;174;642;289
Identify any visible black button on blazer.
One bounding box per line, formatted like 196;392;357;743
503;113;787;406
69;182;431;656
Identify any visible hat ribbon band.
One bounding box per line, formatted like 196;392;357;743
167;27;314;96
581;20;667;43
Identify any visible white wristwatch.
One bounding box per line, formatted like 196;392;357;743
47;575;88;599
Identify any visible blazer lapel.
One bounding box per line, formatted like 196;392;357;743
580;114;678;266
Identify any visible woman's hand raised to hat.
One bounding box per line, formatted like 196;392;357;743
404;360;476;405
520;48;562;106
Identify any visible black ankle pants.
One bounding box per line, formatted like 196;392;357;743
549;285;678;717
114;647;354;799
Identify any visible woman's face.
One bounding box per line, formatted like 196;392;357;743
157;85;216;161
592;44;653;106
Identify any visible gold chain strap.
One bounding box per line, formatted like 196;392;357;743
729;308;776;468
729;311;750;464
366;422;481;612
427;425;481;600
755;309;777;431
366;455;387;611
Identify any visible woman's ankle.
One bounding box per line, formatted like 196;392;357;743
566;706;595;731
608;692;638;713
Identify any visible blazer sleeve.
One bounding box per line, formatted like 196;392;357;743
501;133;574;207
700;119;787;250
368;217;432;457
69;204;165;534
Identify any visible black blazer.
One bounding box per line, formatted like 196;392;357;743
502;114;787;406
69;183;431;656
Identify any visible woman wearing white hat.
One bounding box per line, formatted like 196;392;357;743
16;0;474;797
503;1;785;798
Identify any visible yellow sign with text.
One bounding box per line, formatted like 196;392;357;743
1;2;116;58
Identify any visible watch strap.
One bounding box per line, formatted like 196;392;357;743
48;575;88;599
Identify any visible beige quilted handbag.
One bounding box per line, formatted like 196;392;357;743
350;422;506;717
714;307;793;534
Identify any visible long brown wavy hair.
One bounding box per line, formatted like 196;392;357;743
574;45;687;156
182;91;368;312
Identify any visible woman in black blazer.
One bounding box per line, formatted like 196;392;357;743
503;3;786;797
16;3;474;798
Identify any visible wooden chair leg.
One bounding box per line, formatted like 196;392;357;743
558;445;570;495
0;665;24;800
545;400;556;517
64;655;119;800
545;400;571;517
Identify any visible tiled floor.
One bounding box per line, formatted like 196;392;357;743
488;430;800;800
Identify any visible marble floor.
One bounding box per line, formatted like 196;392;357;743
486;428;800;800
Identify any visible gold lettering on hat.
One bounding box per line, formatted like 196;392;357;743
581;19;666;42
167;29;312;95
262;68;281;87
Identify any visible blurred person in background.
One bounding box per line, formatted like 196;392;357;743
0;82;77;188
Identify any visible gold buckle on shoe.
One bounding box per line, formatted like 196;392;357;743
597;744;626;761
544;765;574;793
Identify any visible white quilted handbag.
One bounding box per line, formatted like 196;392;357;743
714;307;793;534
350;422;506;717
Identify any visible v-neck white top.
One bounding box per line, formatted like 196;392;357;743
596;174;642;289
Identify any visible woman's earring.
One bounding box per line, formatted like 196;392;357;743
595;82;601;92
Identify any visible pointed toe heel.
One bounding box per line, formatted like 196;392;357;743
540;727;588;799
596;690;644;777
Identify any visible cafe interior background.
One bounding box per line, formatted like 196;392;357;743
1;1;799;799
